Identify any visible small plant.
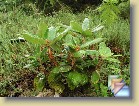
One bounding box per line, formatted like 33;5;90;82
23;18;121;96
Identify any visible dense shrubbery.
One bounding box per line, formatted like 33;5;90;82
23;18;122;96
0;0;130;97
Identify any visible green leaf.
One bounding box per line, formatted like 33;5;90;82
37;22;48;39
67;71;82;87
82;29;92;37
91;71;100;84
72;36;80;45
50;27;71;45
93;83;100;90
34;45;42;58
48;72;58;84
92;57;99;65
34;73;46;91
80;38;103;48
67;72;88;90
113;54;122;57
105;57;120;63
85;50;98;56
47;26;57;41
100;83;108;97
34;45;41;55
48;72;65;93
82;18;90;31
92;25;104;32
49;83;65;93
81;74;88;85
99;42;113;58
51;44;61;52
52;66;71;73
64;34;80;45
63;43;76;50
73;50;86;58
23;33;46;45
70;21;82;33
64;34;74;43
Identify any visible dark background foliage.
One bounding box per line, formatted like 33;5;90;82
0;0;129;18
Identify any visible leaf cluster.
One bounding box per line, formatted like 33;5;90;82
23;18;121;95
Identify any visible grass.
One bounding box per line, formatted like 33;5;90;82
0;3;130;97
